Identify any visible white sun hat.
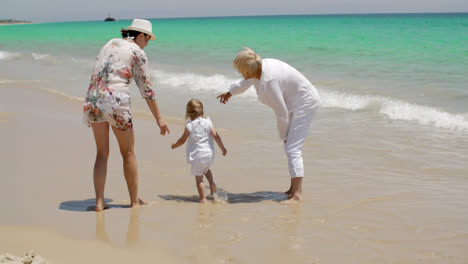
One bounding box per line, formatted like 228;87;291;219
127;19;156;40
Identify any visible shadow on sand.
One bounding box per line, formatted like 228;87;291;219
159;188;288;204
59;198;130;212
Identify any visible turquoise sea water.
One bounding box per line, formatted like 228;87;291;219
1;13;468;131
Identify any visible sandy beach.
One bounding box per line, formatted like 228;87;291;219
1;77;467;263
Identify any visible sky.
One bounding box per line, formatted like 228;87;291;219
2;0;468;22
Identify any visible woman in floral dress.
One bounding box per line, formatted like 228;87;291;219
83;19;169;211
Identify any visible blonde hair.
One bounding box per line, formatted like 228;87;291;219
185;99;204;120
233;47;262;76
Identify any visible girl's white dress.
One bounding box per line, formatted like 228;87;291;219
185;117;215;176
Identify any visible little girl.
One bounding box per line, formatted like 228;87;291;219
171;99;227;203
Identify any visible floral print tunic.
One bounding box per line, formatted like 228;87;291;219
83;38;156;131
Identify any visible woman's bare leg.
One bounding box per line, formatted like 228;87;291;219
111;126;144;208
91;123;110;212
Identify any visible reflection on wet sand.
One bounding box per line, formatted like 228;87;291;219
275;204;308;262
95;208;141;247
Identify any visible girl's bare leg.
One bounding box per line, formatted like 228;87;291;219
91;123;110;212
111;126;145;208
195;175;207;203
204;169;216;195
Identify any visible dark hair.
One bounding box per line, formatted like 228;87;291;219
121;29;146;38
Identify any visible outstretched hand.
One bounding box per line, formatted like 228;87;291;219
217;92;232;104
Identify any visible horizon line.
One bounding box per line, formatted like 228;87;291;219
15;11;468;24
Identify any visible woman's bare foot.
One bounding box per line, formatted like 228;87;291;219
210;183;217;196
280;194;303;204
94;204;109;212
285;187;292;197
199;198;207;203
131;198;147;208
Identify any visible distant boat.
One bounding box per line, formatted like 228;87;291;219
104;15;116;22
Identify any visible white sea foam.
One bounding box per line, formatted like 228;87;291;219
380;100;468;131
31;52;64;64
0;50;20;60
153;69;257;98
0;50;8;60
321;90;468;131
31;52;50;60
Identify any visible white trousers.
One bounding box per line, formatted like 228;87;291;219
284;107;318;178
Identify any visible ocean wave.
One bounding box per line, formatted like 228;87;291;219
31;52;50;60
0;50;70;64
153;69;257;98
0;50;20;60
321;90;468;131
380;101;468;131
31;52;63;64
153;69;468;131
0;50;8;60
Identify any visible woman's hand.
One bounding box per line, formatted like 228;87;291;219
157;118;170;135
145;98;170;136
217;92;232;104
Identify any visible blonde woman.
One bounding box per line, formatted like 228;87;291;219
83;19;169;211
171;99;227;203
217;47;320;203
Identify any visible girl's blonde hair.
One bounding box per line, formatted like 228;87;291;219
186;99;204;120
233;47;262;76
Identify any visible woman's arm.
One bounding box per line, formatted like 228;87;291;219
133;50;156;100
265;80;289;141
145;98;170;135
217;79;252;104
171;127;190;149
210;126;227;156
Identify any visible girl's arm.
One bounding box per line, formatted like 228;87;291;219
210;126;227;156
171;127;190;149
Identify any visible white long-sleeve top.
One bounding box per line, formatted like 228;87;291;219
229;58;320;140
